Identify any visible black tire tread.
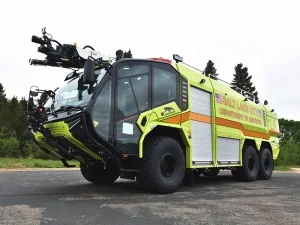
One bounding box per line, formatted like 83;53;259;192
258;148;273;180
80;163;119;185
137;136;185;194
235;145;259;182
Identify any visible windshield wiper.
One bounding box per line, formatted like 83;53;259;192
60;105;85;111
50;105;86;117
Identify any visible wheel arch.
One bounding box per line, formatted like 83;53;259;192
242;138;274;170
260;141;273;156
242;138;272;153
138;123;189;159
243;138;258;152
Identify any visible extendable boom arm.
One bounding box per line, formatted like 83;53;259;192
29;27;112;69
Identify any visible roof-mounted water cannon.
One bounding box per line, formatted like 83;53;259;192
29;27;112;70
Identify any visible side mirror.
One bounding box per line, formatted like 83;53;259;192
264;100;268;105
83;59;95;84
29;90;39;97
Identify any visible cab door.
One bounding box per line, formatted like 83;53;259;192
113;61;151;155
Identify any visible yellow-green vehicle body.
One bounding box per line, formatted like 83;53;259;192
29;55;280;193
136;60;280;169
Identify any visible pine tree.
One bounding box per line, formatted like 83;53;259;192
0;83;7;107
0;83;7;136
15;97;31;153
123;49;133;58
37;92;49;106
231;63;259;103
204;60;218;80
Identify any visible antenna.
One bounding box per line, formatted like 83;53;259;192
173;54;258;104
183;62;204;74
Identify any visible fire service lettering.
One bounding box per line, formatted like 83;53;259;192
215;93;263;126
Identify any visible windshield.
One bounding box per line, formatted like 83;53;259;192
44;69;106;111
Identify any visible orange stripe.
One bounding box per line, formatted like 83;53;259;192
215;117;280;139
162;113;280;140
181;112;190;122
162;112;211;124
162;115;181;124
190;112;211;124
270;129;280;135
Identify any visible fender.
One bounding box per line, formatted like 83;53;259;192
138;118;190;158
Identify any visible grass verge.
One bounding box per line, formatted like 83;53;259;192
0;158;80;169
0;158;299;171
274;166;299;171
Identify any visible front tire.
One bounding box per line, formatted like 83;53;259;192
80;161;120;185
258;148;273;180
137;136;185;194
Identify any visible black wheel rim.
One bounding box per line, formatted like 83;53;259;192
264;157;270;170
160;153;176;177
248;156;254;171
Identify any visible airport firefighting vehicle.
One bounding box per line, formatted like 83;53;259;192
27;28;280;194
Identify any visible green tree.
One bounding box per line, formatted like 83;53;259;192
230;63;259;103
37;92;49;106
123;49;132;58
278;118;300;145
0;83;6;103
204;60;218;80
6;96;31;156
0;83;8;136
275;140;300;166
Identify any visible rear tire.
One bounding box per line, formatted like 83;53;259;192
235;145;259;182
80;161;120;185
137;136;185;194
258;148;273;180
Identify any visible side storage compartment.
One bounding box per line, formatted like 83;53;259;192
190;86;213;166
217;137;240;165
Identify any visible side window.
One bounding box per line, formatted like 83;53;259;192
117;78;138;118
131;75;148;111
91;80;111;140
116;62;150;120
118;63;149;78
152;62;179;107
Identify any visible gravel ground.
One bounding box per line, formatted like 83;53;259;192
0;170;299;225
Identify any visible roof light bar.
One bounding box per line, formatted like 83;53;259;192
148;57;172;64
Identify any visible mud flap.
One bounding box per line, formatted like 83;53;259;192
181;168;194;186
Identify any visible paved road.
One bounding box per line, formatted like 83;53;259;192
0;170;299;225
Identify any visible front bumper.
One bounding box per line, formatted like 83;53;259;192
32;112;118;165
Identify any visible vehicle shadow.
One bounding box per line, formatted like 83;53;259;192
50;172;239;197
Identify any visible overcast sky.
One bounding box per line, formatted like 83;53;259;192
0;0;299;121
